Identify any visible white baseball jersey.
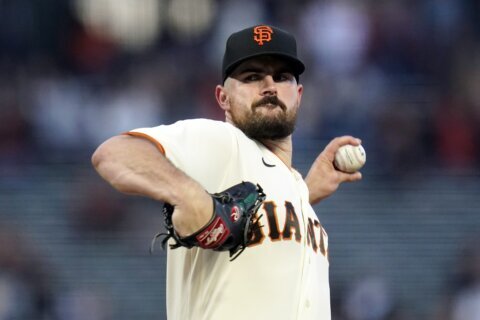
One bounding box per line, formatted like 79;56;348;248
128;119;331;320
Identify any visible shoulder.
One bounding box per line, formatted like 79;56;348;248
129;118;233;139
171;119;248;140
174;119;236;131
128;118;253;155
155;118;231;133
177;118;228;128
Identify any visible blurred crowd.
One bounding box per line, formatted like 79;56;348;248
433;236;480;320
0;0;479;173
1;0;480;319
1;208;479;320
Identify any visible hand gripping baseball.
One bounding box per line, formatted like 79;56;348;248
151;182;266;261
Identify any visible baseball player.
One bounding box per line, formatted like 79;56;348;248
92;25;362;320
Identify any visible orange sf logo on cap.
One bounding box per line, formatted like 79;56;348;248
253;25;273;46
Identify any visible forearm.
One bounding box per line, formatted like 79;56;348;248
91;135;213;236
305;176;334;205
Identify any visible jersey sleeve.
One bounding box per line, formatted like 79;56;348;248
126;119;238;191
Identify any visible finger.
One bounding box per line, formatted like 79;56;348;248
338;171;362;183
323;136;362;160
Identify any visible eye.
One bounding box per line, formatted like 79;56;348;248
274;73;294;82
243;73;261;82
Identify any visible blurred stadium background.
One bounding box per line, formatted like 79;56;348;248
0;0;479;319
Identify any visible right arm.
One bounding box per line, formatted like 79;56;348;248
91;134;213;237
305;136;363;204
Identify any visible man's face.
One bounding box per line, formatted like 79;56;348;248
219;56;303;140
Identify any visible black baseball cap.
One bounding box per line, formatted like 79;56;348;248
222;25;305;83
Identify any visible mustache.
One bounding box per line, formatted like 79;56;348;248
252;96;287;111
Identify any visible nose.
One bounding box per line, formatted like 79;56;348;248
260;75;277;96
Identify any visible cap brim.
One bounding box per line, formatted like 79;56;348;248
223;52;305;82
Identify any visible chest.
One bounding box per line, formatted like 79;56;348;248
227;145;327;256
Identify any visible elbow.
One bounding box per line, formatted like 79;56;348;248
91;139;137;195
91;141;125;192
91;148;101;171
91;135;124;173
91;144;107;172
91;135;126;172
91;135;160;197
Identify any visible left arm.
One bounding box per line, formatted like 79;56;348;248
305;136;363;205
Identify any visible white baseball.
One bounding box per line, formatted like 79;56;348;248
334;144;366;173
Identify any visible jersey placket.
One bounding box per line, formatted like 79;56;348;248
291;170;314;319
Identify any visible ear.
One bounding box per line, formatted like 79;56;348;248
215;85;230;111
296;84;303;108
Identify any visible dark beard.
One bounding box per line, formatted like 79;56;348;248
232;96;297;140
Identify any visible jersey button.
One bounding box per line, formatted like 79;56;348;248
305;299;310;308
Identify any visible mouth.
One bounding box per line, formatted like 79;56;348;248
252;96;287;111
256;103;283;110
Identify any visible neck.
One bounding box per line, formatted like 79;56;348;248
260;136;293;168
